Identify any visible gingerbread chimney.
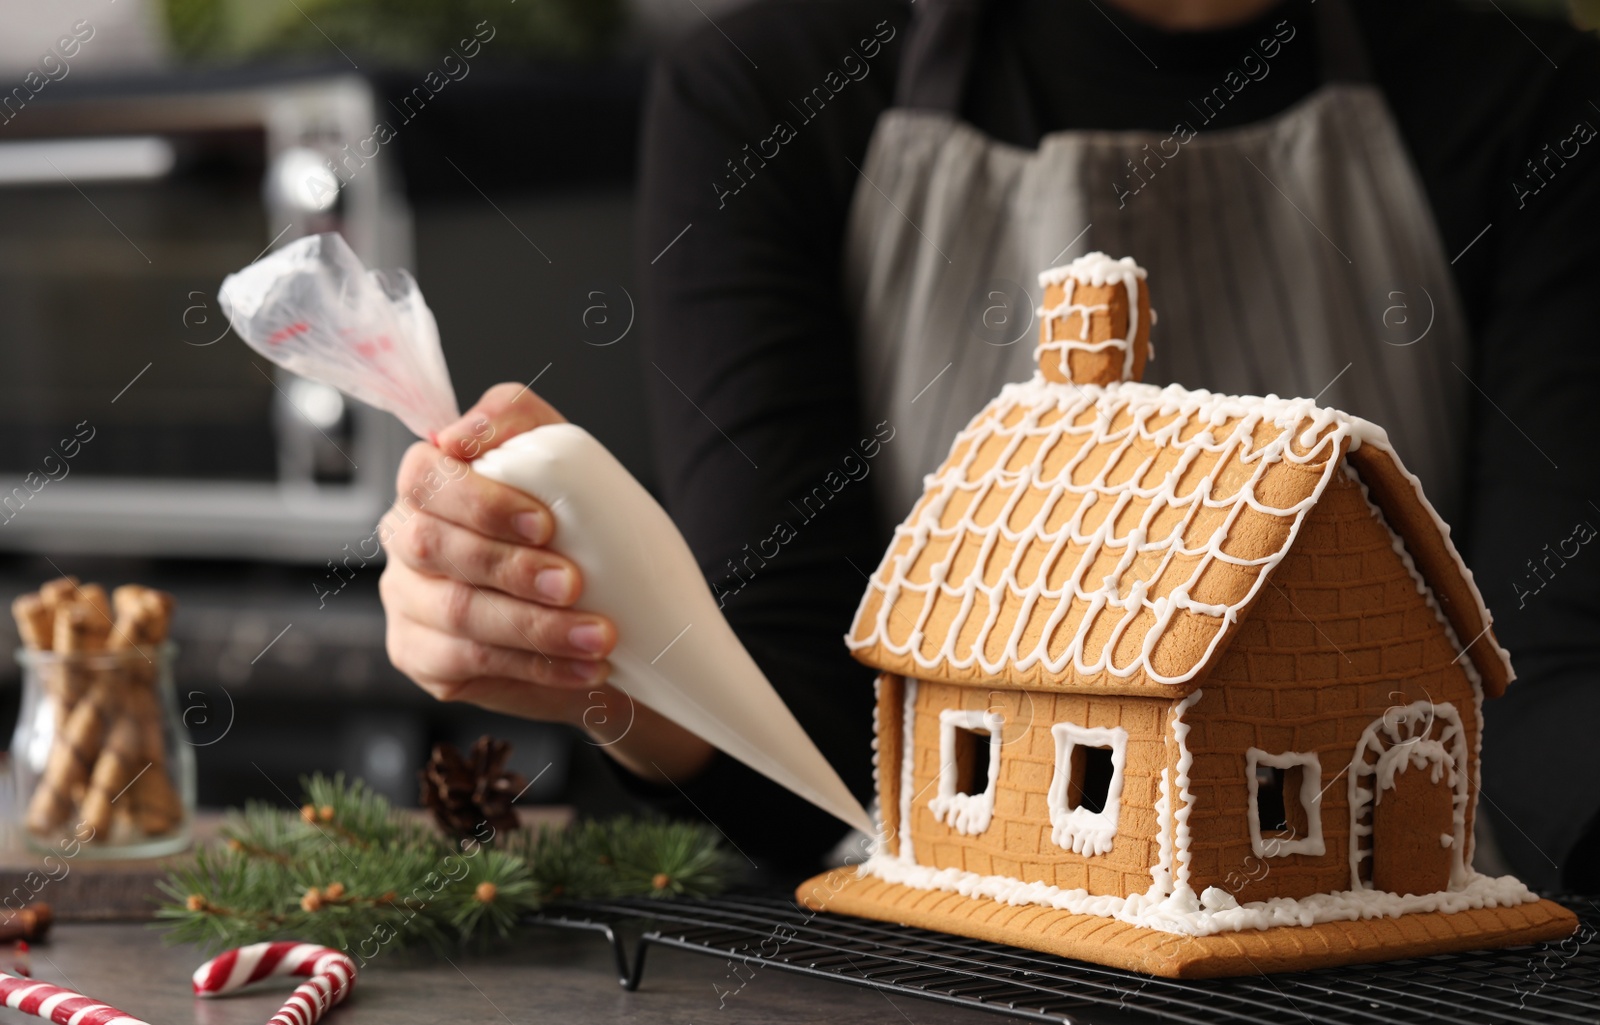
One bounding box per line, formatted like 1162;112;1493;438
1036;253;1152;386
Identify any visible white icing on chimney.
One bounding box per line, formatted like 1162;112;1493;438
1039;252;1148;289
1036;253;1151;383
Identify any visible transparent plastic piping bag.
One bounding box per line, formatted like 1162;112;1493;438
220;233;461;439
220;233;874;837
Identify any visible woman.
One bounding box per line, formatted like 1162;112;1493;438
380;0;1600;886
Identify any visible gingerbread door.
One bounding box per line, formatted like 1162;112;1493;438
1369;756;1455;896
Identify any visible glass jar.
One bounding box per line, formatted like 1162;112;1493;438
11;642;195;858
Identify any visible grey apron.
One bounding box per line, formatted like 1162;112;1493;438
848;0;1473;529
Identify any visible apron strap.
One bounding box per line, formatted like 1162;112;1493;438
893;0;984;111
1315;0;1374;84
893;0;1374;113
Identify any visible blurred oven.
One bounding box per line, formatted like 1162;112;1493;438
0;74;412;562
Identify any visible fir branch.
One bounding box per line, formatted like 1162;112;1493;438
157;772;733;955
297;773;403;850
610;818;734;898
446;850;540;939
218;801;313;861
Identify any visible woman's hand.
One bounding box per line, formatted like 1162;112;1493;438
378;383;715;780
380;384;615;724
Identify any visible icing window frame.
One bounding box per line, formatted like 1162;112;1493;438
929;708;1003;836
1047;723;1129;858
1246;748;1326;858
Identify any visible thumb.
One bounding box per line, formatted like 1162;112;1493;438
433;382;565;462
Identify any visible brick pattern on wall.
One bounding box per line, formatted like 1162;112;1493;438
905;680;1174;898
1183;470;1481;903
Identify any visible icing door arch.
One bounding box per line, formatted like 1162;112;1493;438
1370;758;1454;896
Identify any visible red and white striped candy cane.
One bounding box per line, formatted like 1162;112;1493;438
0;971;150;1025
193;942;357;1025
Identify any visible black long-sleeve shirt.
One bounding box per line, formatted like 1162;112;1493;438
635;0;1600;886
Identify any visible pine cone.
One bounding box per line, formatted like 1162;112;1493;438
418;736;527;840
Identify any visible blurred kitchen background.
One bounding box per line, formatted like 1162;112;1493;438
0;0;1590;817
0;0;755;816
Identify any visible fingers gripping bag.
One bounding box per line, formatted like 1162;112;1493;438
220;233;873;836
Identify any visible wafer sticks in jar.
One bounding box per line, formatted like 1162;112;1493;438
11;578;185;844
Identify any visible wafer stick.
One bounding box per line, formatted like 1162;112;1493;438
106;589;182;837
122;684;166;771
129;728;183;837
50;603;110;713
78;717;142;837
26;594;126;835
16;588;90;744
111;586;172;643
10;595;53;651
24;689;106;835
110;677;183;837
36;577;79;608
128;765;183;836
52;603;110;650
14;592;63;833
75;584;112;628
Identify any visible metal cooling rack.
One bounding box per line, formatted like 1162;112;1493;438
527;893;1600;1025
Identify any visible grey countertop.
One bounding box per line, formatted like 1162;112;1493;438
11;922;1004;1025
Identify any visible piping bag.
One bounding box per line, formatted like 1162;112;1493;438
219;233;873;836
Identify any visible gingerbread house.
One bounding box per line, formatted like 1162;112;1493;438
799;254;1577;977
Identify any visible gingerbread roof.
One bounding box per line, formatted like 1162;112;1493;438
845;376;1514;698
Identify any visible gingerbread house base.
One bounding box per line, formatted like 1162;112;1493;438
796;870;1579;979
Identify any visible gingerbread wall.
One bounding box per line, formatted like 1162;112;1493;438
895;678;1175;898
1182;469;1482;903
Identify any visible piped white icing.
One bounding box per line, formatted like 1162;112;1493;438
1046;723;1128;857
929;708;1003;835
1150;759;1175;895
898;679;918;862
1038;252;1149;289
1344;460;1491;871
1244;748;1326;858
847;376;1515;689
855;854;1537;937
1036;252;1150;381
1169;690;1201;894
869;675;885;856
1346;701;1470;890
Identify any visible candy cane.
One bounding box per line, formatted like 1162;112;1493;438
0;971;150;1025
193;942;357;1025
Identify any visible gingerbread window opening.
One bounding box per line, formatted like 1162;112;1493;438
951;726;989;798
930;709;1003;836
1254;764;1307;838
1246;748;1326;858
1047;723;1128;858
1069;744;1116;814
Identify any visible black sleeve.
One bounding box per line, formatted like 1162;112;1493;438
630;0;908;872
1437;14;1600;891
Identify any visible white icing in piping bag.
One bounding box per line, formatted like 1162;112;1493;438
220;234;872;836
475;428;873;835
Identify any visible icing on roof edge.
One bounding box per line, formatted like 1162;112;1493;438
846;375;1514;692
